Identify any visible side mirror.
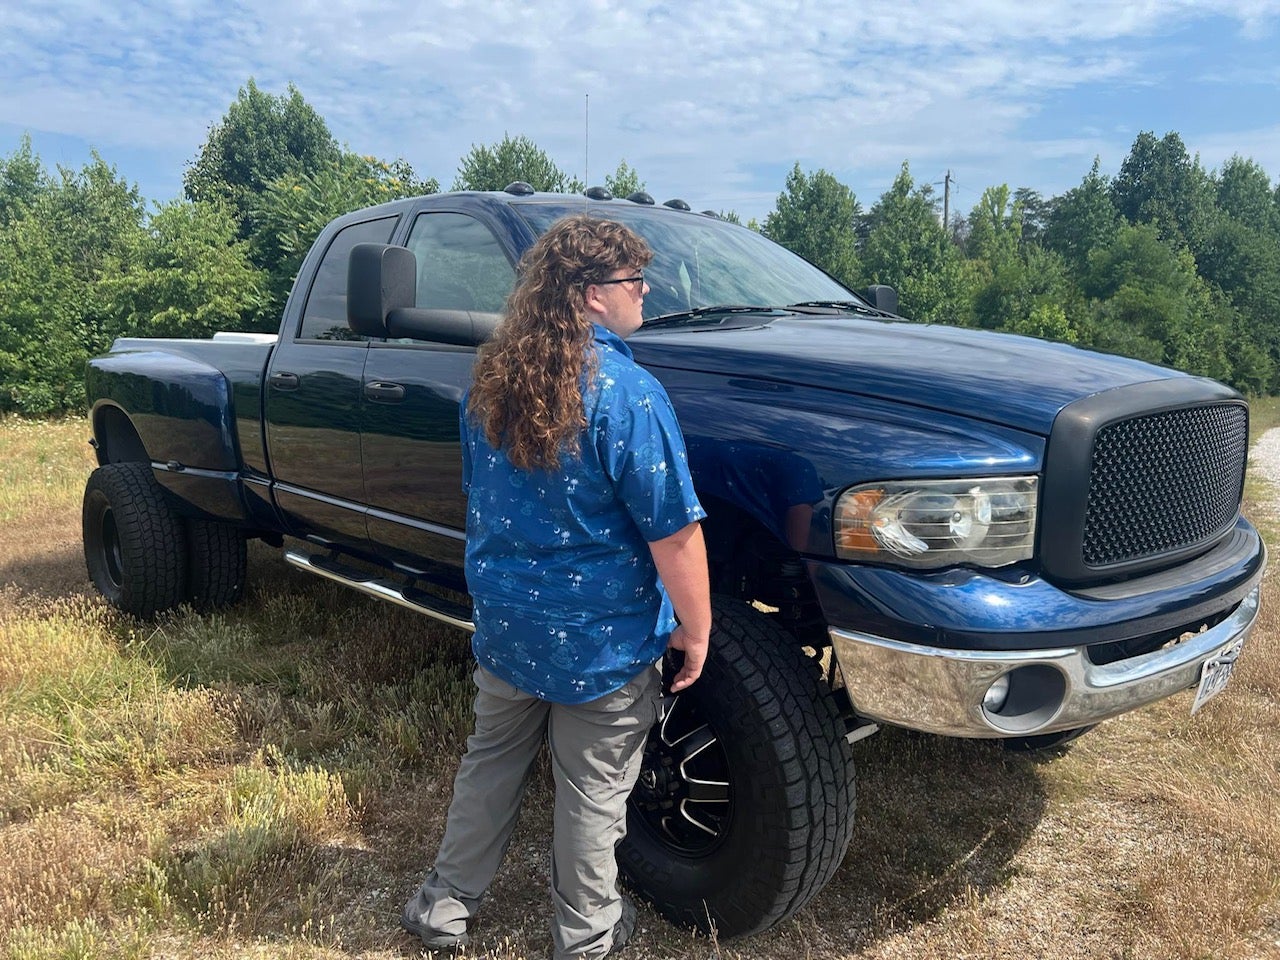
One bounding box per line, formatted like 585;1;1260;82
863;284;899;316
386;308;501;346
348;243;417;337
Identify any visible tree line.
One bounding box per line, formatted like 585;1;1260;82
1;79;1277;414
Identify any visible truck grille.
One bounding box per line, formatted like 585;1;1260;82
1038;381;1249;586
1082;404;1248;566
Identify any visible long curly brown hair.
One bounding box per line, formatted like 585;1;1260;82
468;215;652;471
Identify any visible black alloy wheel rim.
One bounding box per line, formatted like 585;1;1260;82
629;692;733;856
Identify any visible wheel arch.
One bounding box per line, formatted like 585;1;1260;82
701;493;829;647
91;402;149;466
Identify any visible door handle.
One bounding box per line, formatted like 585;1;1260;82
269;371;300;391
364;380;406;402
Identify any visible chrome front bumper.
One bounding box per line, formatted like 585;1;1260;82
829;586;1260;738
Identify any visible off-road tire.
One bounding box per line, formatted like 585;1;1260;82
619;598;856;939
185;518;247;610
82;462;186;617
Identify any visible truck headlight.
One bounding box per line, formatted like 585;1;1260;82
834;476;1038;569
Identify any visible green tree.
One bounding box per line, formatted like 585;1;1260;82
0;134;47;227
0;213;87;412
1081;222;1228;380
184;79;340;234
965;184;1022;266
0;154;145;412
102;200;264;340
1005;301;1078;343
966;185;1081;337
1224;308;1275;394
861;162;973;325
762;163;860;286
1109;131;1217;251
603;160;644;198
973;245;1078;337
1215;155;1278;234
1043;158;1121;276
1198;216;1280;314
249;152;437;325
1012;187;1050;247
452;135;584;194
1197;216;1280;389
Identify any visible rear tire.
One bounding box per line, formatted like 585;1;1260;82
83;462;186;617
185;518;247;610
620;599;856;939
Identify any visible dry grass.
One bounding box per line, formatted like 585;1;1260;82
1;414;1279;960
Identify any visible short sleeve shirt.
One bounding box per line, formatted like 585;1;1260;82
461;324;706;703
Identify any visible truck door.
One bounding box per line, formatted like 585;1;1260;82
264;214;398;550
360;211;517;583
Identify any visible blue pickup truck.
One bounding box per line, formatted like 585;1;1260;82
81;185;1264;939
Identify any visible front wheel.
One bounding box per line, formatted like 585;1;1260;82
82;462;186;618
619;599;856;939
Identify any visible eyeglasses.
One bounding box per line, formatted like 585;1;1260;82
594;270;645;288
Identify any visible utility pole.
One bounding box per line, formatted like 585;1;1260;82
943;170;951;232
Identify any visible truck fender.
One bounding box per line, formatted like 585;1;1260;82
87;351;240;471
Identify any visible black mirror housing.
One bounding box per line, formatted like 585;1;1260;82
348;243;417;337
863;284;899;316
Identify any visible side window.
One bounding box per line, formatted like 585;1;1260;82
405;213;515;313
298;216;397;341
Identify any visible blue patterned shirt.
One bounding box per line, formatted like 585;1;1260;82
461;324;706;703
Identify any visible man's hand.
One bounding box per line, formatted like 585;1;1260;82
667;623;709;692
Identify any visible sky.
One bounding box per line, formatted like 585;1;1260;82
3;0;1280;225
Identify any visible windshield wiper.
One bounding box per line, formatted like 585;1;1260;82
644;305;780;328
785;299;884;315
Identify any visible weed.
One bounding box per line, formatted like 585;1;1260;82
3;411;1280;960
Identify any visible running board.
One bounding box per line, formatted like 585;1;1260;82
284;549;475;633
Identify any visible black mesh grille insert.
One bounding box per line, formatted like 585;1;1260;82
1082;404;1247;567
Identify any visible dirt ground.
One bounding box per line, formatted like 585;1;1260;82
2;419;1278;960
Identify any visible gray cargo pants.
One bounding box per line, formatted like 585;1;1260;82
404;662;661;958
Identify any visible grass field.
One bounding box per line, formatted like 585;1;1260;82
1;413;1278;960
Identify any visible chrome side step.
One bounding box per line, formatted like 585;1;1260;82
284;549;475;633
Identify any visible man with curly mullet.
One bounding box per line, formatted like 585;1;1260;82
402;215;711;958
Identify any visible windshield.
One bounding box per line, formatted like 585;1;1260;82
514;202;856;321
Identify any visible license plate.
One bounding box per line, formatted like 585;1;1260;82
1191;637;1245;714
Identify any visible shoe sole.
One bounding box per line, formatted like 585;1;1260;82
400;911;470;950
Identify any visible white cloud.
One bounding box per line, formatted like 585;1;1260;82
2;0;1278;220
1190;123;1280;173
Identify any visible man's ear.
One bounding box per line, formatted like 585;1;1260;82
583;283;607;319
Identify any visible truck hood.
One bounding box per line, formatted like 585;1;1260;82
628;314;1183;437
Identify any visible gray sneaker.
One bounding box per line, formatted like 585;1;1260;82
604;896;637;957
400;904;470;951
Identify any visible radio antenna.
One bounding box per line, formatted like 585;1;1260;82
584;93;590;209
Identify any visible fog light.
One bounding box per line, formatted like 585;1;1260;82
983;674;1011;713
981;663;1068;733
